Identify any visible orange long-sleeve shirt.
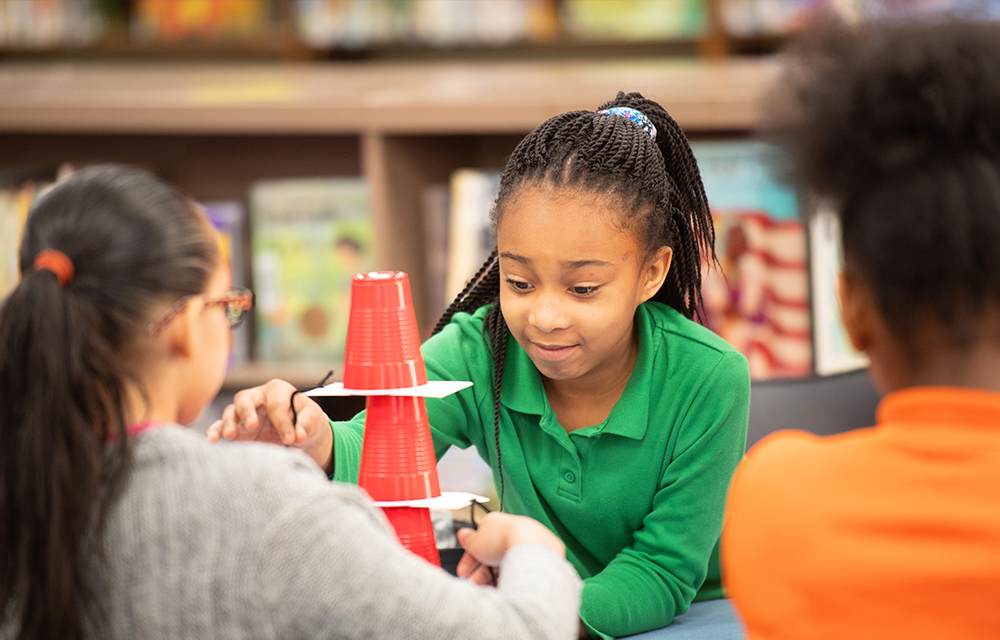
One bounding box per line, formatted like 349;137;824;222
722;386;1000;640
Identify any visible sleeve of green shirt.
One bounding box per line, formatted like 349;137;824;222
579;351;750;639
329;310;491;485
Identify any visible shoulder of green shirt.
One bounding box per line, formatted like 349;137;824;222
421;305;493;369
641;301;744;357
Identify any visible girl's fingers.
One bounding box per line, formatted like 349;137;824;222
205;419;222;442
455;549;492;584
208;380;324;452
467;565;494;585
232;387;264;433
262;379;298;445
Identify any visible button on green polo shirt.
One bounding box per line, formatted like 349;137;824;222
330;301;749;639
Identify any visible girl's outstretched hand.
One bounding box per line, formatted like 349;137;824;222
205;379;334;472
456;512;565;585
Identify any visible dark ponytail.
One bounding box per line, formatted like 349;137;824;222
432;92;715;509
0;166;218;640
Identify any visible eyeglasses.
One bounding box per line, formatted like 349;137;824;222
147;287;254;337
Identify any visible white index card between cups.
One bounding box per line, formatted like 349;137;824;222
371;492;491;510
304;380;473;399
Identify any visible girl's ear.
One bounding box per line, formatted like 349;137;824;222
639;246;672;304
839;269;874;353
165;300;202;361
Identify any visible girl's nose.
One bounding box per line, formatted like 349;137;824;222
527;292;569;333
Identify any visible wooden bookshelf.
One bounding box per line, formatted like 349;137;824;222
0;57;777;388
0;58;775;133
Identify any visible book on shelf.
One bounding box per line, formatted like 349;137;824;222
293;0;559;50
0;184;36;300
202;200;250;369
719;0;831;38
445;169;500;308
693;140;813;380
130;0;274;44
0;168;59;301
809;202;869;376
717;0;1000;38
421;182;450;334
250;177;373;371
562;0;708;41
0;0;106;50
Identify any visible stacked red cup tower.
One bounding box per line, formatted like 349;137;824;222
342;271;443;566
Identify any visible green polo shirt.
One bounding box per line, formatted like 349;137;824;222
330;301;749;639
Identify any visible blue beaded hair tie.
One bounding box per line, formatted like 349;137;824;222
597;106;657;142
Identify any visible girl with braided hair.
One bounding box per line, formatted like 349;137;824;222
214;92;750;638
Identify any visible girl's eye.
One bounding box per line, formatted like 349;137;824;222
572;286;599;296
506;278;532;291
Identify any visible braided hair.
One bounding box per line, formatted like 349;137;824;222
432;92;715;508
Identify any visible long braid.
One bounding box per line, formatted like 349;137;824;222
432;251;508;509
431;91;716;513
485;304;508;509
431;249;499;335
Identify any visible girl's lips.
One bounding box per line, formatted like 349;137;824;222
531;342;576;361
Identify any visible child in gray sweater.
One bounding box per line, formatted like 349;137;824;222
0;165;581;640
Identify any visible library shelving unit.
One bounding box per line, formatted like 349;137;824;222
0;57;777;388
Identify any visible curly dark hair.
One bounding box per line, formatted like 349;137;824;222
432;92;716;508
765;20;1000;342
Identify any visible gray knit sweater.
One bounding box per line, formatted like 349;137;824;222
43;426;581;639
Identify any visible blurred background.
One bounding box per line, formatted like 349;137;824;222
1;0;996;503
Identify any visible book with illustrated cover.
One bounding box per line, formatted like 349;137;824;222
693;140;813;379
562;0;708;40
201;200;250;368
250;178;373;370
0;179;50;301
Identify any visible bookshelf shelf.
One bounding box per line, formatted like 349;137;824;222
0;58;776;133
0;57;775;389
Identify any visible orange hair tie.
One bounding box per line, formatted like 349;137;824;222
33;249;75;286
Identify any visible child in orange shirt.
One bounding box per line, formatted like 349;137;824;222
722;20;1000;640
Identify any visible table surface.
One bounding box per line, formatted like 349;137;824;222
440;547;745;640
618;599;745;640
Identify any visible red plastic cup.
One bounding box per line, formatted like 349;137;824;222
381;506;441;567
343;271;427;390
358;395;441;501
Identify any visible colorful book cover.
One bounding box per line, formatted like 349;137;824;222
250;178;373;370
0;182;44;301
446;169;500;304
693;140;813;379
201;200;250;368
562;0;708;40
131;0;272;43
